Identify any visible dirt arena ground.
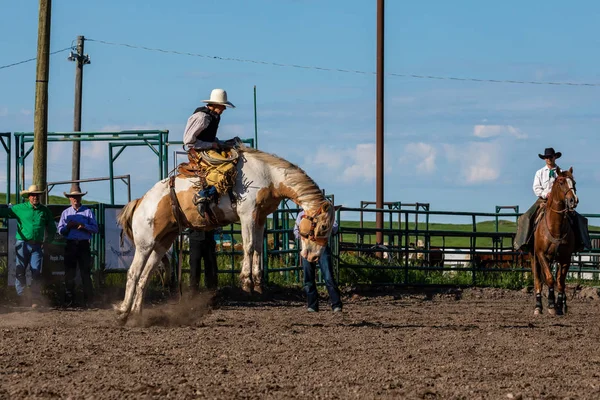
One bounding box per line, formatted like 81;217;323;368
1;286;600;399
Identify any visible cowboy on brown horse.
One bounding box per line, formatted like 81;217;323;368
514;147;591;253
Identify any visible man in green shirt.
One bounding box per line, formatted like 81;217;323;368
0;185;57;305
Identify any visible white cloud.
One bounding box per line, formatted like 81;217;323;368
473;124;527;139
444;142;500;184
399;142;436;174
310;146;344;169
306;143;377;183
341;143;376;182
20;109;32;116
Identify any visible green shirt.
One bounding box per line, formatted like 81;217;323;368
0;202;57;242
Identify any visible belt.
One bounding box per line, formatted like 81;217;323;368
66;239;90;244
24;240;43;245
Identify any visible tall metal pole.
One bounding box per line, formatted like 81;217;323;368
33;0;52;193
254;85;258;149
376;0;385;246
72;35;86;182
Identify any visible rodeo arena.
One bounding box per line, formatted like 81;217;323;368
4;5;600;400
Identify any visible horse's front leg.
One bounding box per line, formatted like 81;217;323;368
239;219;256;293
538;251;557;315
555;256;571;316
250;223;266;294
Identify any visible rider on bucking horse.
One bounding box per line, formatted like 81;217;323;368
182;88;240;219
514;147;591;252
183;88;235;151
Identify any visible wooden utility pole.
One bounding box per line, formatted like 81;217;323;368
376;0;385;246
33;0;52;192
70;35;90;182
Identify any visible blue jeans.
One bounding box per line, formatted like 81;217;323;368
15;240;44;297
302;246;342;311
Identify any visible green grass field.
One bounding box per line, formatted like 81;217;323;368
1;200;599;298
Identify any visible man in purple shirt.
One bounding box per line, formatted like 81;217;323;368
57;184;99;307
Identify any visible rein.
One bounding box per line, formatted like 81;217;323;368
542;179;574;246
542;209;570;246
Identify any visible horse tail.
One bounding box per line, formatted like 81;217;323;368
117;198;142;245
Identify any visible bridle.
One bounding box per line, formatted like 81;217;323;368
298;205;332;247
543;175;577;245
546;176;577;214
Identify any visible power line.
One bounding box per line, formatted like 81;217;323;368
86;38;600;87
0;47;71;70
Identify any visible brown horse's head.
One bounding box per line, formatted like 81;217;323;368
549;167;578;211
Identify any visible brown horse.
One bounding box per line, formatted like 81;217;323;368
531;167;578;316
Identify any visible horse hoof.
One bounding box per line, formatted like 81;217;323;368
534;308;542;316
241;281;253;294
115;313;128;326
253;285;263;295
547;308;556;316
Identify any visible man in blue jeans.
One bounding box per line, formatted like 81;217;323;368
0;185;57;307
294;209;343;313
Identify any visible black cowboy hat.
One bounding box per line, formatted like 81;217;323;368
538;147;562;160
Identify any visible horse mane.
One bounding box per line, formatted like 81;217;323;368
117;198;141;243
239;146;325;206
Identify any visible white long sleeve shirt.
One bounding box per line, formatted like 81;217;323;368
183;112;219;150
533;165;559;199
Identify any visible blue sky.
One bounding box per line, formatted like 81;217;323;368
1;1;600;221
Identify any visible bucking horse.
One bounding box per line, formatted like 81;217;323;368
115;145;335;323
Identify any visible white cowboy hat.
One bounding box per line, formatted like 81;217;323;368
203;88;235;108
20;184;45;198
64;183;88;197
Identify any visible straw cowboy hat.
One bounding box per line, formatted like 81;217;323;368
64;183;87;197
538;147;562;160
20;184;45;198
203;88;235;108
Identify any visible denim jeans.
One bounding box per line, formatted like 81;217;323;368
302;246;342;311
15;240;43;297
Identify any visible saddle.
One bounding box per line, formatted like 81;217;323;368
177;147;240;219
179;148;239;194
530;204;588;252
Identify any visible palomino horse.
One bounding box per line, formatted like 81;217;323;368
115;146;335;323
531;167;578;316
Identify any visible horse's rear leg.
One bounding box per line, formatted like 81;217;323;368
555;258;571;315
115;246;153;324
532;252;544;315
131;233;177;315
131;251;165;315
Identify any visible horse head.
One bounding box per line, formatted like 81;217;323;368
551;167;578;211
298;201;336;262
